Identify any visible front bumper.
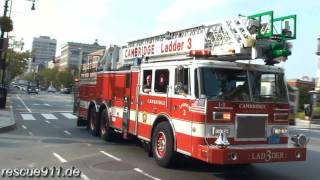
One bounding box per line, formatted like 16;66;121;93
198;144;306;164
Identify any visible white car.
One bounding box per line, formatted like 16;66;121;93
47;86;56;93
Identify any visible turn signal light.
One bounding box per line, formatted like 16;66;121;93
213;112;231;121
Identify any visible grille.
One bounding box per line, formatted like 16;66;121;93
236;114;267;139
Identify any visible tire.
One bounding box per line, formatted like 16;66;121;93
100;109;114;141
88;107;99;136
152;121;175;167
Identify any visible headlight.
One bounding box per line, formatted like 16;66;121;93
212;127;230;136
272;127;288;135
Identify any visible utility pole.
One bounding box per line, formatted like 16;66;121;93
0;0;10;86
0;0;10;109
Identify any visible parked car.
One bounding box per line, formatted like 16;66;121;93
60;88;71;94
47;86;56;93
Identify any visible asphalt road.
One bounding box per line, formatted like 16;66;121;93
1;89;320;180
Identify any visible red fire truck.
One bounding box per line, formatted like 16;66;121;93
74;11;307;167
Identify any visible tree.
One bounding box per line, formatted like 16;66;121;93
37;68;74;89
57;71;73;88
38;67;59;88
298;86;309;111
5;49;32;81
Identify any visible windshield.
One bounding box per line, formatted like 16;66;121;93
198;67;288;103
250;71;288;103
199;68;250;101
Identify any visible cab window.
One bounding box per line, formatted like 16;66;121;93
142;70;152;93
175;67;189;96
154;69;169;93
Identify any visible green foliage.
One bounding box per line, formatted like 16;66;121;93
20;72;34;82
313;106;320;119
295;112;305;119
0;16;13;32
297;86;309;111
6;49;31;81
57;71;73;88
38;68;74;89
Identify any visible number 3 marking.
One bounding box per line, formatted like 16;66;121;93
187;38;192;49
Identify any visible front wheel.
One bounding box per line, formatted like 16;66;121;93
152;122;175;167
100;109;114;141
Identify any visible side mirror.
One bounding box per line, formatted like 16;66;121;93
304;104;312;117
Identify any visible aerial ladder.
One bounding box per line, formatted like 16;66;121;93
124;11;296;65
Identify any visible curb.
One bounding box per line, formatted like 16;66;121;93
0;97;16;132
0;123;16;133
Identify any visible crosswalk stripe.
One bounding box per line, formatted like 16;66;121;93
21;114;36;120
41;113;58;120
61;113;77;119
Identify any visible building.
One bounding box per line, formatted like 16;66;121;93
31;36;57;69
81;49;105;78
59;41;105;74
287;76;315;91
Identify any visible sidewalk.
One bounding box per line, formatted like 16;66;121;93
294;118;320;129
0;95;15;131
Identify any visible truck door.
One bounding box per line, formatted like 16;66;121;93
171;66;192;154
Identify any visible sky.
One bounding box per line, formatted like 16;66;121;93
1;0;320;79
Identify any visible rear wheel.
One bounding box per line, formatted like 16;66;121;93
88;107;99;136
100;109;114;141
152;122;175;167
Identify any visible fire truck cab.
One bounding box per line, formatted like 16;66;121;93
74;11;307;167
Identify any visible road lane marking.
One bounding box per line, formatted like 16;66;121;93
20;111;73;113
43;103;51;107
100;151;121;161
293;128;320;133
45;120;51;124
28;131;34;136
22;125;27;130
81;174;91;180
53;152;68;163
17;94;31;112
64;130;71;135
133;168;161;180
61;113;77;119
21;114;36;120
41;113;58;120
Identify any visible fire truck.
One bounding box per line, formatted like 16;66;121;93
74;11;308;167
